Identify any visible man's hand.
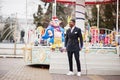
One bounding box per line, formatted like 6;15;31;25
63;47;67;52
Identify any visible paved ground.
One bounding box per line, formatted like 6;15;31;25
0;58;120;80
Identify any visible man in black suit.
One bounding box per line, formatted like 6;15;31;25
65;19;83;76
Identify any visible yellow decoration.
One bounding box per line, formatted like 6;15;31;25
51;38;62;49
37;26;44;36
22;43;33;62
67;16;72;23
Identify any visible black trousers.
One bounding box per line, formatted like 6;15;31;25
67;51;81;72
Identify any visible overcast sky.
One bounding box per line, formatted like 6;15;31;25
1;0;47;19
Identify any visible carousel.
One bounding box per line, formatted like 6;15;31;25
23;0;120;75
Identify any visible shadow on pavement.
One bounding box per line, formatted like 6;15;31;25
27;64;50;69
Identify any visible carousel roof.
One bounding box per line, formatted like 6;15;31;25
85;0;116;4
42;0;117;4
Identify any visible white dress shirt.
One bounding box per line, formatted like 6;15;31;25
71;26;75;33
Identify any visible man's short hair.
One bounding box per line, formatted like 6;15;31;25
70;19;75;23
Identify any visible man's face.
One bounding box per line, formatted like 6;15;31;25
69;20;75;28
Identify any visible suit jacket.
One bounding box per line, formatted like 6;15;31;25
65;27;83;51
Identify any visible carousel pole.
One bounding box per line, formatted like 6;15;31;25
52;0;57;17
116;0;119;33
116;0;119;56
54;0;56;17
115;0;119;44
76;0;86;75
96;4;100;43
76;0;85;32
96;4;99;29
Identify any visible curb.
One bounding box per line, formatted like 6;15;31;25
0;55;23;58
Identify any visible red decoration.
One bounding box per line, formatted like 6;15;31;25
52;16;58;20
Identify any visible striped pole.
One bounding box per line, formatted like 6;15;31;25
76;0;85;32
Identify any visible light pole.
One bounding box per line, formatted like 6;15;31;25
25;0;28;44
14;13;17;56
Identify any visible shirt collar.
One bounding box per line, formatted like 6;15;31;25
71;26;75;32
71;26;75;30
